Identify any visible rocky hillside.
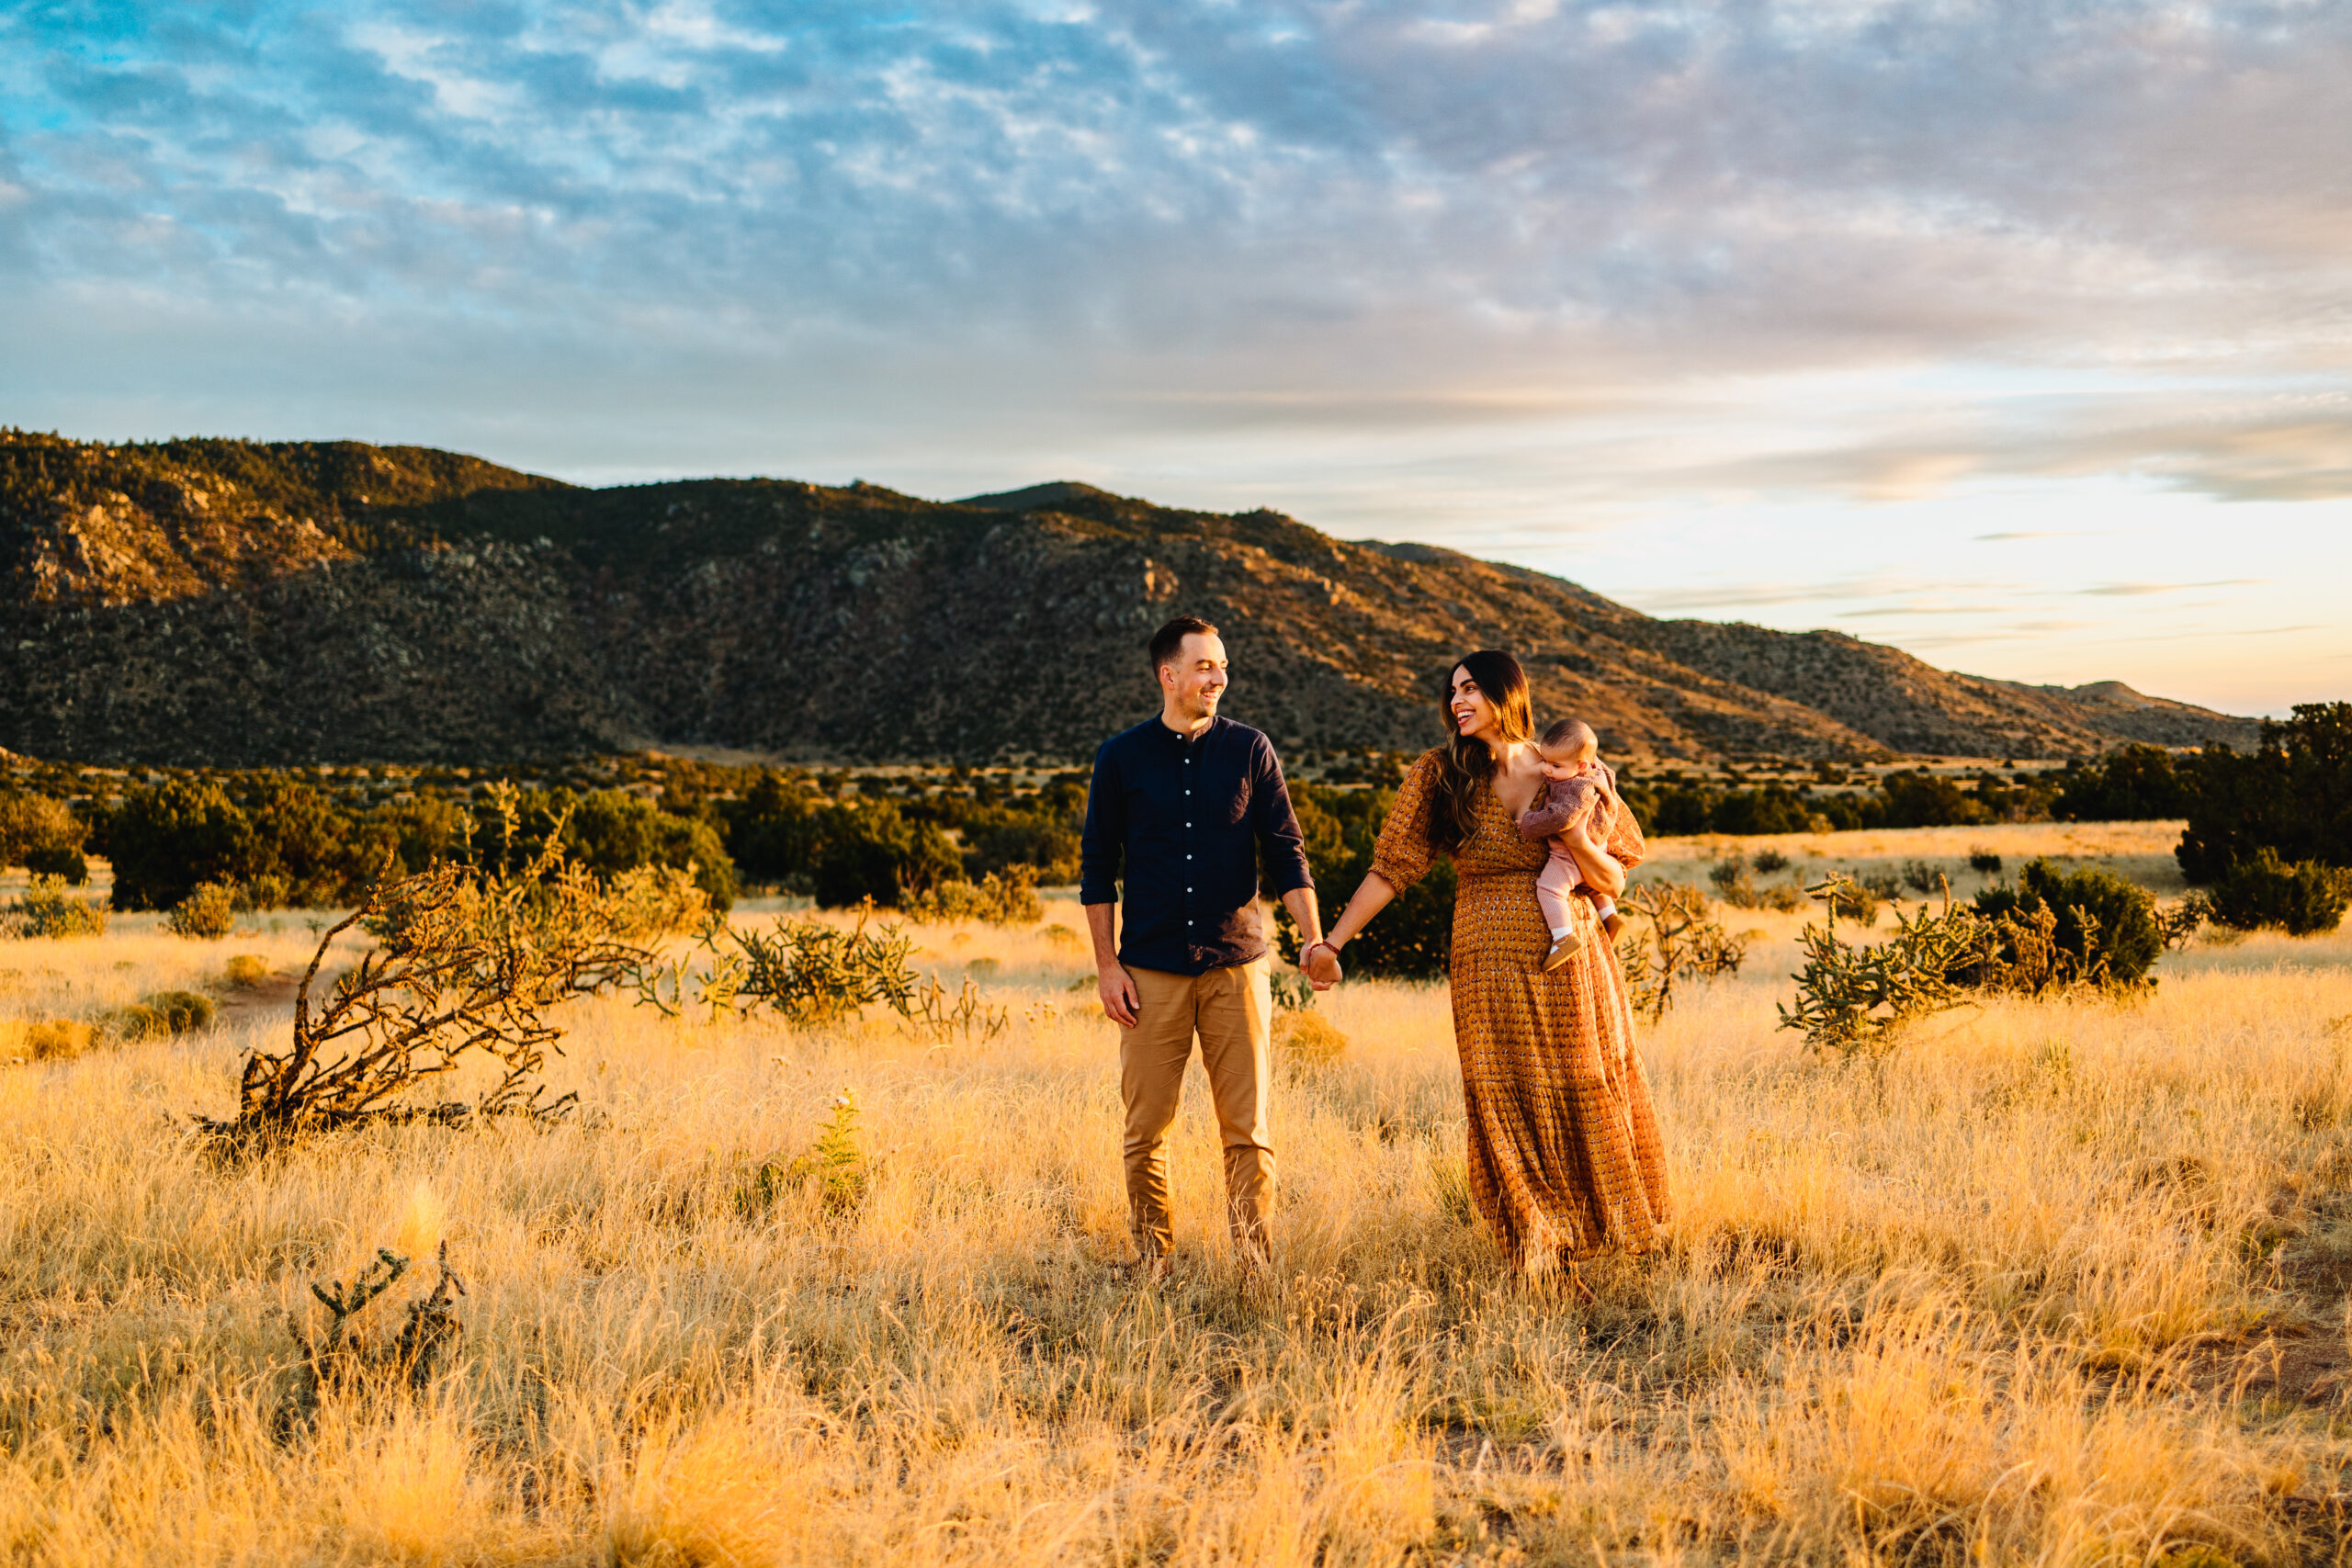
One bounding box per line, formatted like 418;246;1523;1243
0;432;2261;766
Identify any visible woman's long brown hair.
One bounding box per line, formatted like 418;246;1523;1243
1428;650;1533;851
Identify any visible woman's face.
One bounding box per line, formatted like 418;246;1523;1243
1449;665;1498;742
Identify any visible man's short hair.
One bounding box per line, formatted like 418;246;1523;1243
1148;615;1220;674
1540;717;1597;755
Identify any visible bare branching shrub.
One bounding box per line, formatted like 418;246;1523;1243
1615;882;1750;1024
1781;876;2131;1060
3;875;107;939
903;867;1043;926
2158;894;2211;951
1752;848;1791;874
197;854;650;1152
1780;878;1984;1060
1901;858;1944;895
635;906;915;1026
165;881;237;939
283;1242;466;1427
902;974;1010;1043
636;906;1009;1041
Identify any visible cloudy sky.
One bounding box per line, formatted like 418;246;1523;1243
5;0;2347;715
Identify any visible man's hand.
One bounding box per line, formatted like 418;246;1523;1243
1084;901;1139;1027
1301;942;1342;989
1098;964;1141;1028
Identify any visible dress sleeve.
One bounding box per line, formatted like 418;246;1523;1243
1370;752;1444;889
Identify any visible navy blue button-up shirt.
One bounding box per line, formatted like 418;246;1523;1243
1079;716;1313;976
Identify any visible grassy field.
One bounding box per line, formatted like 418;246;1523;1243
4;824;2352;1564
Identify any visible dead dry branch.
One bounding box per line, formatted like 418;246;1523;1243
197;845;653;1152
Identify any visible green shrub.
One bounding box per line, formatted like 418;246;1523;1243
145;989;217;1032
107;779;254;911
225;954;272;988
1973;859;2161;985
1877;772;1993;829
166;881;239;939
904;866;1043;925
2177;703;2352;884
811;802;960;908
2052;744;2188;821
2207;850;2352;936
965;820;1081;885
1752;849;1790;874
23;845;88;885
561;789;737;912
4;875;107;938
1968;847;2004;875
1279;780;1455;979
98;1003;170;1044
0;792;83;870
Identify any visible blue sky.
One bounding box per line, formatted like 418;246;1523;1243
4;0;2347;715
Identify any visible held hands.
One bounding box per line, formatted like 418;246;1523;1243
1299;940;1343;989
1098;964;1141;1028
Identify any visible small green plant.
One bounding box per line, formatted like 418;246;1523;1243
740;1091;870;1221
166;881;239;939
1269;970;1316;1013
1968;847;2004;875
2206;849;2352;936
4;875;107;939
1752;849;1791;874
1616;882;1750;1023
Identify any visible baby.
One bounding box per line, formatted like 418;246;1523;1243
1515;718;1623;972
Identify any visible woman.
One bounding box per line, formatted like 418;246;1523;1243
1302;650;1668;1285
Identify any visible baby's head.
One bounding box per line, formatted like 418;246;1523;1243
1535;718;1600;781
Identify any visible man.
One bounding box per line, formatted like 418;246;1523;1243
1080;615;1328;1279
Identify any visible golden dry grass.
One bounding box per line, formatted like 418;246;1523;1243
1;831;2350;1565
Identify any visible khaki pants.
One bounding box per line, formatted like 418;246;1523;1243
1122;961;1275;1262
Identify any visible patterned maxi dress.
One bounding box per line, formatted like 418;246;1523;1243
1373;750;1670;1269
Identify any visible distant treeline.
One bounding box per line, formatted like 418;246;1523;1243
0;753;1090;917
2;708;2345;944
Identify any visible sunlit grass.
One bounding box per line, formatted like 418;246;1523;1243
0;828;2348;1563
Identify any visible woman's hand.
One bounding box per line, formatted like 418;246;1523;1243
1300;941;1343;988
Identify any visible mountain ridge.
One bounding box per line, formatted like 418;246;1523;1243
0;432;2261;766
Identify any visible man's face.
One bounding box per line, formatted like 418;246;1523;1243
1159;632;1229;720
